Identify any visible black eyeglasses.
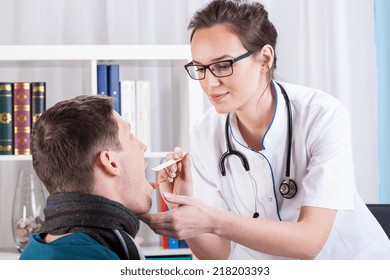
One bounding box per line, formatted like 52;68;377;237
184;51;254;80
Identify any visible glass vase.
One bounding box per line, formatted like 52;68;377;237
11;168;45;253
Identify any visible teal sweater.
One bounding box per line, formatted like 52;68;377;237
19;232;120;260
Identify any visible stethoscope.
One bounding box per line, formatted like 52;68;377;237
219;82;297;219
113;229;145;260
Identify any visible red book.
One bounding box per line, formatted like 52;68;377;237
159;195;169;249
13;82;31;155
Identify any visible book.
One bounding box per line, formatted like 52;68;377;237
164;198;180;249
157;195;186;250
97;64;108;96
13;82;31;155
158;194;169;249
135;80;151;150
179;239;189;248
120;80;136;132
0;82;13;155
31;82;46;128
168;237;179;249
107;64;121;114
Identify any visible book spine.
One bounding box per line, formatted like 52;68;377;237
120;80;136;133
159;195;169;249
31;82;46;128
97;64;108;96
0;83;13;155
179;239;189;248
168;237;179;249
136;80;151;150
13;82;31;155
108;64;121;114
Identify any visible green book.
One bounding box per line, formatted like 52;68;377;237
31;82;46;128
0;82;13;155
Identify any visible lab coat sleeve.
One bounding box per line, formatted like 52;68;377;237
301;101;356;210
189;127;230;211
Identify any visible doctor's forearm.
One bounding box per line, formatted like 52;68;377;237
184;205;231;259
213;207;336;259
186;233;230;259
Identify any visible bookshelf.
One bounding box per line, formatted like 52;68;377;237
0;246;193;260
0;45;204;258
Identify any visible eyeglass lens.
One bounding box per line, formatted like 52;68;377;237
187;61;233;80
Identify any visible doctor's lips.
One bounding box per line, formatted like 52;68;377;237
209;92;228;103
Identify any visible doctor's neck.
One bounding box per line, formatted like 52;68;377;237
235;82;275;151
237;77;274;123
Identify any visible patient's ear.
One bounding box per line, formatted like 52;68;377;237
97;150;120;176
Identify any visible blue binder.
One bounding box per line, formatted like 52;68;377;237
108;64;121;114
97;64;108;96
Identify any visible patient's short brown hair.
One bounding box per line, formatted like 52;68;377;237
31;95;121;194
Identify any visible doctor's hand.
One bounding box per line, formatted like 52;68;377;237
140;193;216;240
158;147;193;210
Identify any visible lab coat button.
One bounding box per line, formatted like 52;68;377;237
268;197;273;202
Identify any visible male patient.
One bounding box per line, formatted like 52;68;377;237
20;95;157;260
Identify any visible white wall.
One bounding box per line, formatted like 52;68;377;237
264;0;378;202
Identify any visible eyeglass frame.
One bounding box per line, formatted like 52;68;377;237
184;50;254;80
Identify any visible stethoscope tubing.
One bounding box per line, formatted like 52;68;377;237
220;81;292;180
277;81;293;178
218;81;297;219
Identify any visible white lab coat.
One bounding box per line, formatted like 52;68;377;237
189;81;390;259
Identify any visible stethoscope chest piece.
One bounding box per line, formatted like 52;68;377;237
279;179;298;199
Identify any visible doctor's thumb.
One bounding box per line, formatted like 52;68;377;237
163;192;190;206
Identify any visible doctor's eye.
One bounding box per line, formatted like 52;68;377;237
212;61;233;75
214;61;231;70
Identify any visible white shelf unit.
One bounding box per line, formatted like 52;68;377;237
0;45;204;258
0;246;193;260
0;45;204;153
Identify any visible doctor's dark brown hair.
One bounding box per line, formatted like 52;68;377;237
188;0;278;70
31;95;122;194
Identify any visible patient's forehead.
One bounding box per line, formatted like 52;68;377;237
113;111;131;135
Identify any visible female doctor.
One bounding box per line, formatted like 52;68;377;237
141;0;390;259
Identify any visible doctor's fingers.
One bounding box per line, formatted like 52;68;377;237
139;213;193;239
163;148;185;181
161;153;178;182
144;221;185;240
149;227;194;241
154;210;208;239
167;147;185;166
138;211;173;226
140;210;200;240
173;146;185;158
167;154;192;181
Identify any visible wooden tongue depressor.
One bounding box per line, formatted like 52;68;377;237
151;152;188;171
